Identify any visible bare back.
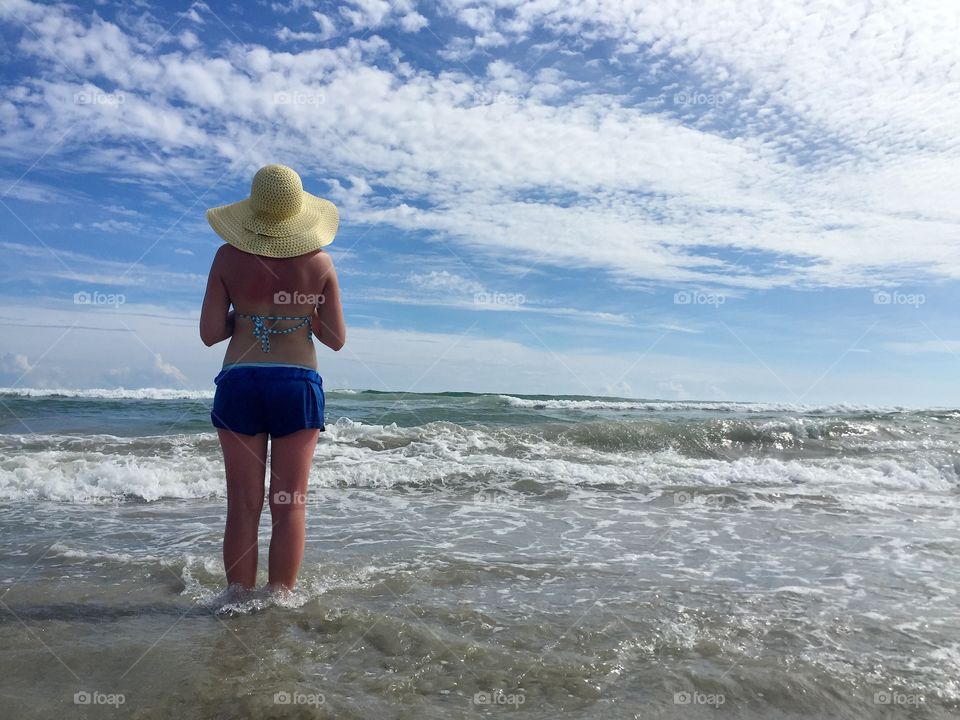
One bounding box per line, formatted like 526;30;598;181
200;244;345;367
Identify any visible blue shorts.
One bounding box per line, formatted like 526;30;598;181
211;363;325;437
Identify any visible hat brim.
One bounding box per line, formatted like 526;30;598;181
206;192;339;258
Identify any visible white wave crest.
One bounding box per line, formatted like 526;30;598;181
0;386;364;400
0;387;215;400
0;440;224;502
497;395;908;414
0;420;955;506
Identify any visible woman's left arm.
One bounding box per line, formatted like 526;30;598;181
199;246;234;347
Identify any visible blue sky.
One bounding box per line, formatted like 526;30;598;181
1;0;959;405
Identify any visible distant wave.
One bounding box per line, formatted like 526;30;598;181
0;386;932;415
0;386;383;400
496;395;911;415
0;387;215;400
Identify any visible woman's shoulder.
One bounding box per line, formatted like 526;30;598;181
214;242;241;261
297;249;335;269
215;244;334;270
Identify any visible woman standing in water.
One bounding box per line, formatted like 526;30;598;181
199;163;345;593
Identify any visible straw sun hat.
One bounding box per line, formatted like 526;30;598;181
205;163;339;258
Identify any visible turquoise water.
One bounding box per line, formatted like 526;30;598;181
1;389;958;718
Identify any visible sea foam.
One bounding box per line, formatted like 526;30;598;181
1;419;955;505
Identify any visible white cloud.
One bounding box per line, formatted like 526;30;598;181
657;379;691;400
407;270;484;294
654;323;702;335
0;301;835;399
0;349;64;389
105;358;187;389
339;0;393;29
151;352;188;384
0;299;948;404
271;0;318;13
313;11;339;40
277;11;339;43
180;29;200;50
0;176;63;203
87;219;140;233
1;0;958;295
103;204;141;217
356;290;632;324
396;270;631;323
181;3;206;24
0;241;205;290
0;352;31;376
884;339;960;355
399;11;428;32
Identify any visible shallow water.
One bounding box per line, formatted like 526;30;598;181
0;389;958;718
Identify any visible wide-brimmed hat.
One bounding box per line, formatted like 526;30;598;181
206;163;339;258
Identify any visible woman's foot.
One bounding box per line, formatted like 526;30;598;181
264;581;295;597
205;582;252;610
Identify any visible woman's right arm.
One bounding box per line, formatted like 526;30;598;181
199;246;235;347
312;254;345;351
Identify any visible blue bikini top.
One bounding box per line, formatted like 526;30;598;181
236;313;313;353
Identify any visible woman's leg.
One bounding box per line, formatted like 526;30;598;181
218;429;268;589
267;428;320;589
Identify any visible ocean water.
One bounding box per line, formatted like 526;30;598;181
0;387;958;719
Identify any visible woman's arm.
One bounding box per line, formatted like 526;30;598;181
199;246;234;347
311;254;345;351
